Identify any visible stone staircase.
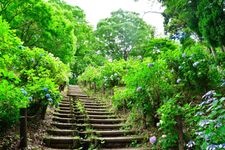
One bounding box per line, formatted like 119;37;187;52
43;85;148;149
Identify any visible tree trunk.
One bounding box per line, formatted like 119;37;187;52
89;82;91;89
123;50;128;61
102;86;105;94
176;115;184;150
221;45;225;52
143;113;147;129
93;82;97;92
40;105;48;120
20;108;27;149
110;88;114;96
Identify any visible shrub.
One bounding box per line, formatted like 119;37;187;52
0;79;28;130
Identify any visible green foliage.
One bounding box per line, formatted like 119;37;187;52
95;9;154;60
163;44;221;94
0;80;28;130
157;96;180;149
160;0;225;50
0;0;87;64
141;38;179;59
113;59;174;126
192;91;225;149
78;59;142;89
0;16;70;130
156;95;197;149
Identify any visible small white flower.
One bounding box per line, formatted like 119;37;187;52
176;78;182;84
182;53;186;58
156;122;160;127
136;86;142;92
193;61;200;67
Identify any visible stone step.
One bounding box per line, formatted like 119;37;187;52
80;102;106;106
55;109;72;114
96;136;145;148
82;103;106;107
53;113;74;118
94;130;136;137
91;124;124;130
85;108;108;112
78;99;96;102
59;102;71;106
60;100;70;103
51;122;77;130
87;114;116;119
58;103;71;107
52;117;77;123
68;94;88;97
47;129;78;136
87;115;116;119
88;118;124;124
43;136;80;149
51;122;89;130
58;107;73;111
84;105;108;109
86;111;113;115
78;97;96;100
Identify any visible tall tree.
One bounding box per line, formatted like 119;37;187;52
0;0;77;64
95;9;154;60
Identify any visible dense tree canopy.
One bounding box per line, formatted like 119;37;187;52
95;9;154;60
160;0;225;51
0;0;82;64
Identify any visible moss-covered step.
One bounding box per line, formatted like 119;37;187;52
53;112;74;118
47;129;78;136
94;130;137;137
95;136;145;148
91;123;125;130
84;105;109;109
43;136;80;149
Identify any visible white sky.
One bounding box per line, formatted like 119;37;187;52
64;0;165;36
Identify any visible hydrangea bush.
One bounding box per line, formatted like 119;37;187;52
193;90;225;149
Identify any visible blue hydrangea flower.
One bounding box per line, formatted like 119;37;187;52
48;98;53;103
202;90;216;100
195;111;204;116
218;143;225;149
186;140;195;148
21;88;28;96
195;131;204;138
206;144;218;150
214;122;222;128
43;87;48;92
45;94;51;99
221;82;225;87
28;97;33;101
147;63;154;68
149;136;157;144
198;119;211;127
